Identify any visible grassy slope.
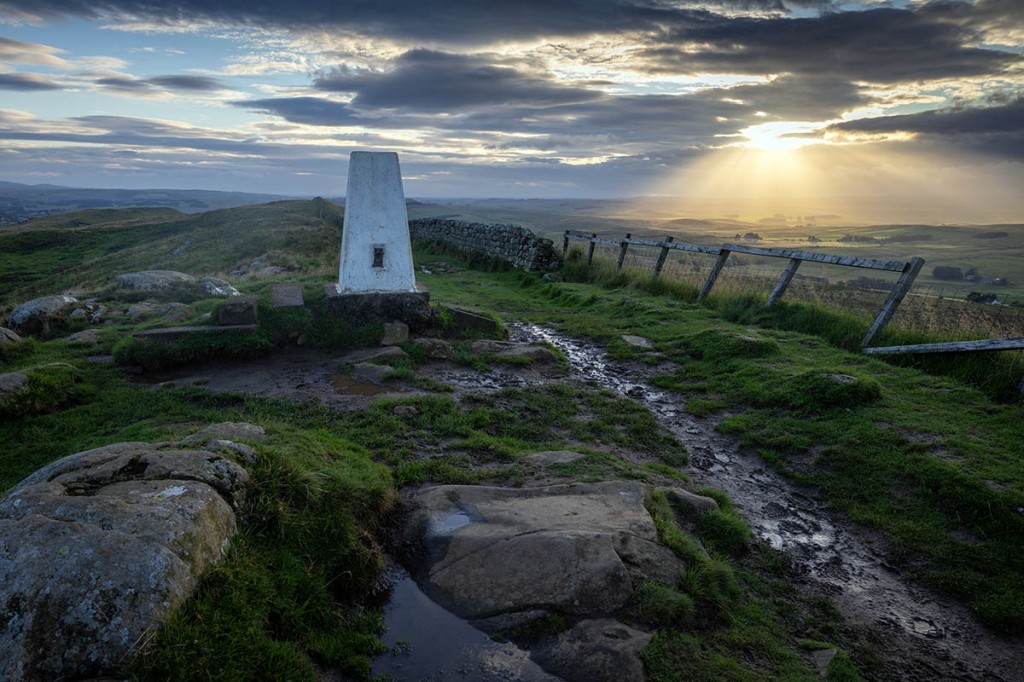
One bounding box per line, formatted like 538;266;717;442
2;203;1022;679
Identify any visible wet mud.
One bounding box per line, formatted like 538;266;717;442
513;323;1023;682
146;332;1022;680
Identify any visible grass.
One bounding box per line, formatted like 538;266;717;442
3;202;1023;678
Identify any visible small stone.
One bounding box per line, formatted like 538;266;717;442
524;450;584;466
341;345;408;363
393;405;419;418
412;337;453;359
811;648;838;677
381;321;410;346
621;335;654;349
216;295;259;326
667;488;720;516
270;282;304;308
0;327;23;345
199;277;240;298
352;362;391;384
0;371;29;399
65;329;99;345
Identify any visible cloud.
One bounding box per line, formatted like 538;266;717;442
0;0;779;42
93;72;228;96
145;75;225;91
828;97;1024;160
639;6;1018;84
0;36;70;68
314;50;605;111
235;96;360;126
0;71;62;90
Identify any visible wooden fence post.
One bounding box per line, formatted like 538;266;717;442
766;258;802;306
563;232;570;255
697;249;730;302
653;236;674;278
586;233;597;265
861;256;925;347
616;233;631;271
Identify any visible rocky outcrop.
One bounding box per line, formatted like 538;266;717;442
402;481;686;681
0;432;254;681
409;219;561;272
115;271;239;299
6;295;78;336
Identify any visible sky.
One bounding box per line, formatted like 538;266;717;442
0;0;1022;222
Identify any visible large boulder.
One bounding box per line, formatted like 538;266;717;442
0;439;252;680
7;295;78;336
402;481;684;682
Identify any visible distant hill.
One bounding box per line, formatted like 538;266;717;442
0;181;297;226
0;199;344;307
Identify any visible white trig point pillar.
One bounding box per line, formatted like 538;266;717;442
338;151;416;294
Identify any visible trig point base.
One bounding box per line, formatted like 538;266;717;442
328;151;432;329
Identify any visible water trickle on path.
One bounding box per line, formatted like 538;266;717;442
511;323;1021;682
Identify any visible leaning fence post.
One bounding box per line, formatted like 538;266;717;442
766;258;802;306
653;236;674;278
563;231;570;255
697;249;730;302
616;233;631;271
586;233;597;265
861;256;925;347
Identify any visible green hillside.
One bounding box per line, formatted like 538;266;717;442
1;202;1022;681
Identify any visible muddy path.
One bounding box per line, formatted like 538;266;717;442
513;323;1022;682
140;330;1022;680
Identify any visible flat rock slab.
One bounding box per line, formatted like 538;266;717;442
403;481;683;620
270;282;305;308
523;450;585;466
341;345;408;363
0;439;252;680
217;295;259;326
133;324;257;344
621;335;654;349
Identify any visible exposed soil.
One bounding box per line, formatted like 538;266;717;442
514;324;1023;682
141;330;1023;681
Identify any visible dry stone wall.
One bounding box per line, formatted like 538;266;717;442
409;218;561;272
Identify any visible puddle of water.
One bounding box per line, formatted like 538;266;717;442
329;374;409;396
431;510;473;534
371;566;559;682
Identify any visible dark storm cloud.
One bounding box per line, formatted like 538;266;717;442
314;50;605;111
94;73;226;94
713;75;866;120
640;6;1018;83
145;75;224;91
235;97;361;126
0;0;781;42
831;98;1024;136
0;72;61;90
829;98;1024;161
234;88;751;150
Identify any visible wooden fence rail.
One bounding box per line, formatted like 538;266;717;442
563;230;925;348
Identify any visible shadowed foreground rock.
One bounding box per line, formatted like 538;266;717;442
402;480;685;682
0;430;255;681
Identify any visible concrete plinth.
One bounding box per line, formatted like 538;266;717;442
323;285;433;331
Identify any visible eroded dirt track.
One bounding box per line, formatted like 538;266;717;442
515;324;1022;682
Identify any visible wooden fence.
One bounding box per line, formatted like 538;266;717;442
563;230;924;348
